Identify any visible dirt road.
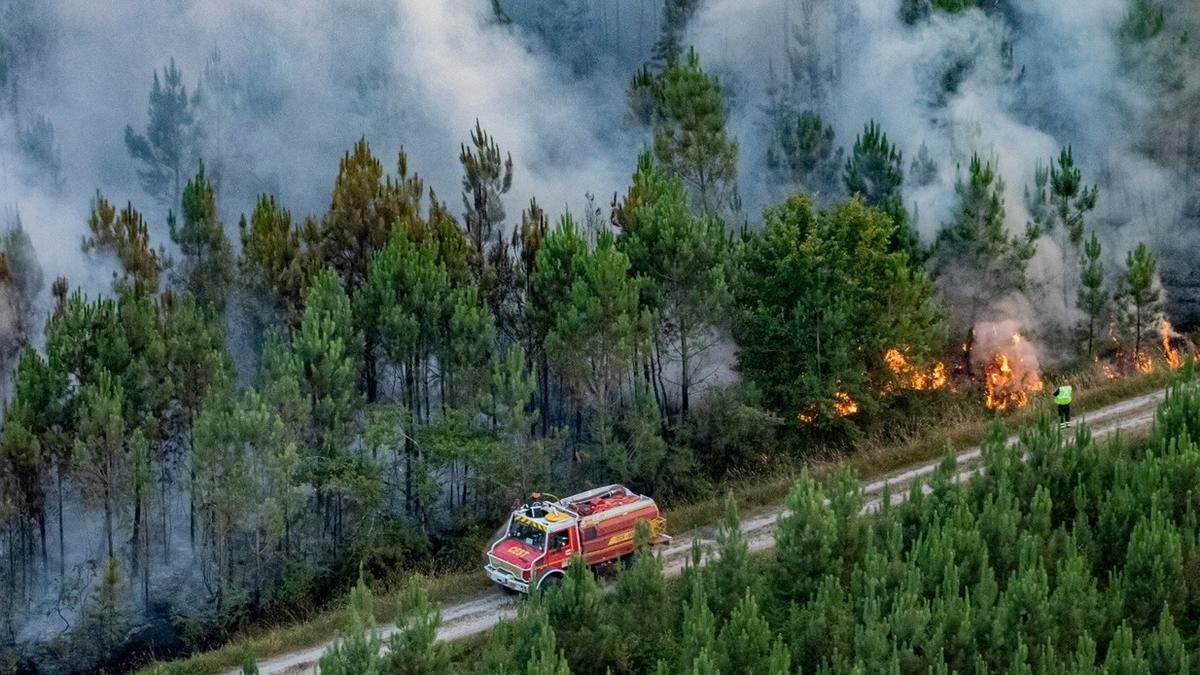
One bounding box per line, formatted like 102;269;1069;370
244;389;1166;675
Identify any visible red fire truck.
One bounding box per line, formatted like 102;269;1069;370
484;484;670;593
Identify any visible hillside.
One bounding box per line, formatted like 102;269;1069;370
1;1;1200;672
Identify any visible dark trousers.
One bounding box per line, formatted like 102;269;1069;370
1057;403;1071;424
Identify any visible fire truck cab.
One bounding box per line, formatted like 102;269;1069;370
484;484;668;593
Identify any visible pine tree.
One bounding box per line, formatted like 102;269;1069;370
294;269;362;495
1103;623;1149;675
318;574;383;674
124;59;198;206
611;521;670;672
170;163;234;310
72;370;125;559
1117;242;1163;366
654;49;739;215
527;214;588;433
705;494;754;619
1031;147;1099;309
319;139;423;299
680;577;717;673
1144;604;1189;675
617;153;728;424
843;121;918;260
381;576;451;675
930;155;1036;334
83;194;163;296
716;590;776;675
524;622;572;675
475;347;551;507
239;194;319;325
1123;511;1184;631
192;385;255;609
768;109;843;199
1121;0;1166;42
652;0;702;67
1077;231;1107;358
460;120;513;281
546;230;650;456
735;195;944;427
163;295;232;550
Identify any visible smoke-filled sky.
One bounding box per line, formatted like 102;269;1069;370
2;0;1200;662
1;0;1198;329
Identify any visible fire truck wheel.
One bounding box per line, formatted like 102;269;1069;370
538;573;563;591
619;553;635;569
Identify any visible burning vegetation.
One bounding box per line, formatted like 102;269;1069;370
883;348;948;392
1099;320;1193;378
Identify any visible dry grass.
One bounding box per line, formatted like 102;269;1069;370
134;368;1174;675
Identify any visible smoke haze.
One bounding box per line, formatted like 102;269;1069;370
2;0;1200;668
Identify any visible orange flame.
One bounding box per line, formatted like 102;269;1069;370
1162;321;1183;369
884;348;948;392
982;333;1044;410
834;391;859;416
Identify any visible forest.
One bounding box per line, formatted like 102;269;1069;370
0;0;1198;671
315;368;1200;675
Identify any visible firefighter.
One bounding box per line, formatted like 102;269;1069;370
1054;383;1073;427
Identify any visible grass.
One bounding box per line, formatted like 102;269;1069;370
134;366;1175;675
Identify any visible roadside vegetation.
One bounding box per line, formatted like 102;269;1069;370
308;366;1200;674
137;365;1172;674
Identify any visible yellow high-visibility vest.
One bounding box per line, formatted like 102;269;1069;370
1055;385;1073;405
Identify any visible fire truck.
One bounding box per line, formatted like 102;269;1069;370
484;484;670;593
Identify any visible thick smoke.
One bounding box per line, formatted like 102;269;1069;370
2;0;1200;667
686;0;1200;338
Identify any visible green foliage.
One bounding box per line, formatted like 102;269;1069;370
705;494;754;619
170;163;234;310
319;140;426;297
931;155;1036;331
653;49;739;215
1077;231;1108;357
735;194;944;431
459;119;513;286
767;108;843;197
544;557;618;675
83;194;163;295
318;574;383;675
238;195;319;325
772;471;836;606
294;268;363;485
652;0;701;67
1117;241;1163;363
617;153;729;423
474;371;1200;675
677;383;783;476
124;58;198;205
843;121;918;260
381;577;451;675
716;590;776;675
1121;0;1166;42
546;228;650;446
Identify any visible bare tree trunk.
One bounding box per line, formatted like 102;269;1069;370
131;491;141;579
189;410;197;551
56;466;64;579
679;316;690;427
37;509;46;572
160;468;170;564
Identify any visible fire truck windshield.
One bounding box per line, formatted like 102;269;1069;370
508;521;546;551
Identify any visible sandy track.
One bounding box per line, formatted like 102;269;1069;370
245;389;1166;675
